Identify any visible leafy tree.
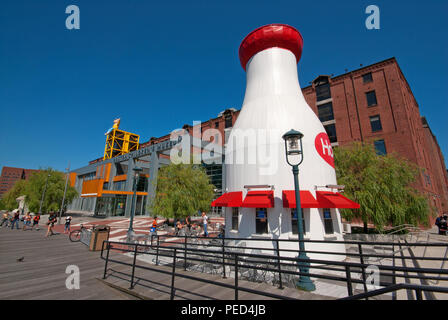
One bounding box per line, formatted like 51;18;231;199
23;168;78;213
148;163;215;220
334;142;432;233
0;179;28;210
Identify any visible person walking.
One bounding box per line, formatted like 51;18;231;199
10;210;20;230
64;215;72;234
45;212;57;237
0;211;10;228
186;215;192;233
148;216;158;246
201;212;209;237
32;213;40;230
22;212;32;231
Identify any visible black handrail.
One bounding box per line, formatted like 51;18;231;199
100;235;448;300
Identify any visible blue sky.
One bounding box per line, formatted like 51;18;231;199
0;0;447;171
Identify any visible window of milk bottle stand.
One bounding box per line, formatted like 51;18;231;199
255;208;268;234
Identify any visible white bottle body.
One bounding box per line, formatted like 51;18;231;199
225;47;345;260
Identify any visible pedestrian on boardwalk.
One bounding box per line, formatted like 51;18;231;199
64;215;72;234
22;212;32;231
201;212;209;237
45;212;57;237
186;215;192;232
10;210;20;230
0;211;10;228
175;220;184;236
32;213;40;230
148;216;158;246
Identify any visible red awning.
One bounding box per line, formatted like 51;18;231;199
211;192;243;207
316;191;360;209
282;190;320;208
242;191;275;208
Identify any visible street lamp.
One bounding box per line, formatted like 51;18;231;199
282;129;316;292
127;166;143;242
39;173;51;214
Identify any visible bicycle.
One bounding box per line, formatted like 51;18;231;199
69;224;90;242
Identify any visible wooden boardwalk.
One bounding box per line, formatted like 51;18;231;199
0;226;332;300
0;227;135;300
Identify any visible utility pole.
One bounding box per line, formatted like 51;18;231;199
59;162;70;224
39;173;51;214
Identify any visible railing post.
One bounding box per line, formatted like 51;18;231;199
358;243;368;299
222;237;227;279
184;235;188;271
275;239;283;290
129;243;139;289
103;242;110;279
345;265;353;296
170;248;177;300
415;289;423;300
156;236;160;266
234;254;238;300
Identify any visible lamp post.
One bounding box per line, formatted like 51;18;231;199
39;173;51;214
282;129;315;292
126;166;143;242
58;162;70;224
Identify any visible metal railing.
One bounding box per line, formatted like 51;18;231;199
100;235;448;300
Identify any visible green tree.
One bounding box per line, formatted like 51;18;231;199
23;168;78;213
0;179;28;210
148;163;215;220
334;142;432;233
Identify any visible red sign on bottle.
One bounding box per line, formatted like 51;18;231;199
314;133;334;168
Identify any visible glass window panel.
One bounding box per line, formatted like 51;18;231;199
318;102;334;122
255;208;268;234
374;140;387;155
366;91;377;106
370;115;383;132
324;124;338;143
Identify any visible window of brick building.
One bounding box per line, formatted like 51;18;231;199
366;91;378;106
318;102;334;122
225;115;233;128
370;115;383;132
324;123;338;143
314;76;331;102
363;72;373;83
215;122;219;128
374;140;387;155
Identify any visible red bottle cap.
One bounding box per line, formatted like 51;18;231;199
239;24;304;71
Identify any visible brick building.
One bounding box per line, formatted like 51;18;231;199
0;167;39;197
73;57;447;219
300;57;448;217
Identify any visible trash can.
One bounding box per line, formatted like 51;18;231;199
89;225;110;251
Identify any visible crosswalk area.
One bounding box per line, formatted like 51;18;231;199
57;216;225;244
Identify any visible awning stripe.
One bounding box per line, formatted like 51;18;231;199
315;191;360;209
242;191;275;208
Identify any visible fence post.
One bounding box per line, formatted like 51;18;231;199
358;243;368;299
130;243;138;289
184;235;188;271
170;248;177;300
345;265;353;296
275;239;283;289
234;254;238;300
222;237;227;279
156;236;160;266
415;289;423;300
103;242;110;279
